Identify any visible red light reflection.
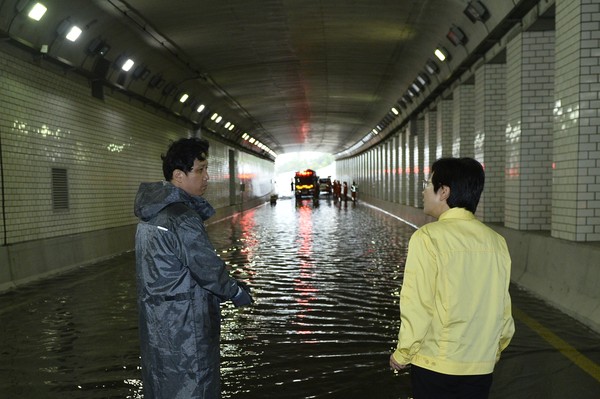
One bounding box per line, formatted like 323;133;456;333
230;210;258;279
293;206;317;336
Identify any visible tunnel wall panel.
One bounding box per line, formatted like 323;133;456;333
0;51;274;291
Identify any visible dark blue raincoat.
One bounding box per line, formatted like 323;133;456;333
134;181;240;399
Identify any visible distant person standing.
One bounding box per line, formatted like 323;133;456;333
134;137;253;398
390;157;514;399
351;181;358;202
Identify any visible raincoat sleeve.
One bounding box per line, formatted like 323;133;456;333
177;216;239;301
392;229;436;365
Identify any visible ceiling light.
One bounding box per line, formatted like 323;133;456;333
28;3;47;21
447;25;467;46
121;58;134;72
425;59;439;74
211;113;218;121
179;93;189;103
148;74;165;89
464;1;490;23
196;104;206;113
132;65;150;80
434;47;450;62
417;73;430;86
229;124;235;131
215;115;222;123
224;122;231;129
162;82;176;96
391;107;399;115
87;38;110;57
65;26;82;42
410;83;421;94
57;19;79;41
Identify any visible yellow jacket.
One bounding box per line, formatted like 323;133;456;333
392;208;514;375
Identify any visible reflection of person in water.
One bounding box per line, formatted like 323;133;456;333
351;181;357;202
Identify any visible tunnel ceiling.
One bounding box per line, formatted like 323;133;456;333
0;0;548;159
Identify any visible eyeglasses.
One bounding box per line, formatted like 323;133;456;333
422;179;431;190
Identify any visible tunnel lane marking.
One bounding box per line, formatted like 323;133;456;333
513;306;600;383
362;202;419;230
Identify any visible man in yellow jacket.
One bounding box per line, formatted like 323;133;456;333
390;157;514;399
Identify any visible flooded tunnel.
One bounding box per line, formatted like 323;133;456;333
1;197;599;398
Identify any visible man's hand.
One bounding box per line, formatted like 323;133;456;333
232;281;254;307
389;354;408;371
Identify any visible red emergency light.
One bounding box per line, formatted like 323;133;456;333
296;170;315;177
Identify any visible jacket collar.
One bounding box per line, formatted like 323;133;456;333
438;207;475;221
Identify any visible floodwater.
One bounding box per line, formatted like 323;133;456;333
1;196;600;398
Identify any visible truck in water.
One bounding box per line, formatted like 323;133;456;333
294;169;319;199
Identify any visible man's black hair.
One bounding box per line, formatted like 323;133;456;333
162;137;210;181
431;157;485;213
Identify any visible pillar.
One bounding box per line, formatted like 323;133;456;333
474;63;507;222
452;83;475;157
505;30;554;231
553;0;600;241
436;98;453;158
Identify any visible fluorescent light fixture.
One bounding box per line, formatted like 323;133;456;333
179;93;189;103
196;104;205;113
211;113;218;121
224;122;231;129
434;47;450;62
215;115;222;123
87;38;110;56
410;83;421;93
425;59;439;74
132;65;150;80
249;138;256;144
464;1;489;23
121;58;134;72
28;3;47;21
66;26;82;42
148;74;165;89
417;73;430;86
447;25;467;46
162;83;176;96
391;107;399;115
229;124;235;131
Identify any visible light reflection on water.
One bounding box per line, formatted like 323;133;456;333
0;197;414;398
217;198;413;398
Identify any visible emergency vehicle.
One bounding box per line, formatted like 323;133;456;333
294;169;319;199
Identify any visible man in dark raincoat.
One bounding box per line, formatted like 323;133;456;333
134;137;253;398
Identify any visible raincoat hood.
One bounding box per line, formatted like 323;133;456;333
134;181;215;222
